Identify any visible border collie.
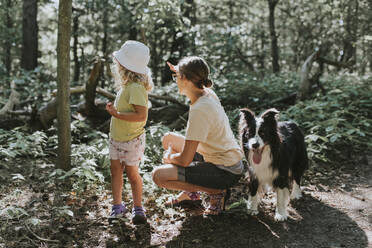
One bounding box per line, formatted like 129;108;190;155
239;108;308;221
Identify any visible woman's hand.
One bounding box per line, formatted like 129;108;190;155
162;145;173;164
162;140;199;167
167;62;177;73
106;102;117;117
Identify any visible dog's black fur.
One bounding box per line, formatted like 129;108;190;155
239;108;308;221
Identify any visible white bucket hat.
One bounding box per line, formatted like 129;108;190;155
113;40;150;75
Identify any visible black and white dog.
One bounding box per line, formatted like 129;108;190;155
239;108;308;221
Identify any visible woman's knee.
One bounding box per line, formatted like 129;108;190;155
161;132;185;151
161;132;173;150
152;165;178;187
152;167;163;186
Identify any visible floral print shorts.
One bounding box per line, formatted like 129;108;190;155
109;133;145;166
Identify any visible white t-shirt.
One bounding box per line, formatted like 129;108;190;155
185;89;244;166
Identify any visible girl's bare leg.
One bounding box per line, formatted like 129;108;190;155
125;165;143;207
110;159;125;205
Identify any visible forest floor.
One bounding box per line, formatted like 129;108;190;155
0;148;371;248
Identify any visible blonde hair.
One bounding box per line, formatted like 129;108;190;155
112;59;153;92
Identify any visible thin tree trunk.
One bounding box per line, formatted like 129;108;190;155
161;0;196;84
4;0;12;77
187;0;196;53
101;1;108;88
21;0;38;70
102;4;108;57
268;0;280;73
128;2;138;40
56;0;72;171
259;29;266;71
72;14;80;83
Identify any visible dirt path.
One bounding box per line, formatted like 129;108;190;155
0;152;371;248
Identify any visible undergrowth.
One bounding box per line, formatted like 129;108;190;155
282;73;372;162
0;73;371;193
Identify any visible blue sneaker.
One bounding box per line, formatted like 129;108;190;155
108;203;127;222
132;206;147;225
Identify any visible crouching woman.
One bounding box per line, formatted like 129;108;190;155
152;56;244;215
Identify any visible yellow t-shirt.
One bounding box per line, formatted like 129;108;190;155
110;82;148;142
185;89;244;166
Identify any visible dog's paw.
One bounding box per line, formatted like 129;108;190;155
290;182;302;200
274;210;288;221
290;191;302;200
244;198;259;215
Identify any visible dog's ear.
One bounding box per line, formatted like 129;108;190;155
261;108;279;121
239;108;255;124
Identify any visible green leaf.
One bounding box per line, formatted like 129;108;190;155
330;134;340;143
227;200;244;210
2;207;29;219
346;129;356;135
306;134;319;142
27;217;41;226
11;173;25;181
325;126;334;132
63;209;74;217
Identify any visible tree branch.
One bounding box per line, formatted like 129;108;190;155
316;57;353;68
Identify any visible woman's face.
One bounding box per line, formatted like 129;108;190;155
173;72;187;95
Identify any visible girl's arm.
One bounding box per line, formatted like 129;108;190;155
163;140;199;167
106;102;147;122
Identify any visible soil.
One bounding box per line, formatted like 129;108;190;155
0;149;371;248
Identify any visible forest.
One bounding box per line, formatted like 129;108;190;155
0;0;371;247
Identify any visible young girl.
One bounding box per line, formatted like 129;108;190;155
152;56;244;215
106;40;153;224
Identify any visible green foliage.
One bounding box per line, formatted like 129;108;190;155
1;206;28;220
48;122;109;193
46;122;171;193
0;67;56;110
143;124;170;170
70;120;107;144
52;206;74;219
1;0;372;90
282;74;372;162
0;128;47;160
217;71;299;110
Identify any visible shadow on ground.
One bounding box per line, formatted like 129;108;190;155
165;193;369;248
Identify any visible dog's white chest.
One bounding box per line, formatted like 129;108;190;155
249;146;278;186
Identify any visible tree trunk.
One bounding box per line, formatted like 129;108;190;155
268;0;280;73
4;0;12;77
101;2;109;88
128;2;138;40
85;58;104;117
56;0;72;171
72;13;80;83
101;2;108;58
259;29;266;71
21;0;38;71
161;0;196;84
340;0;359;72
